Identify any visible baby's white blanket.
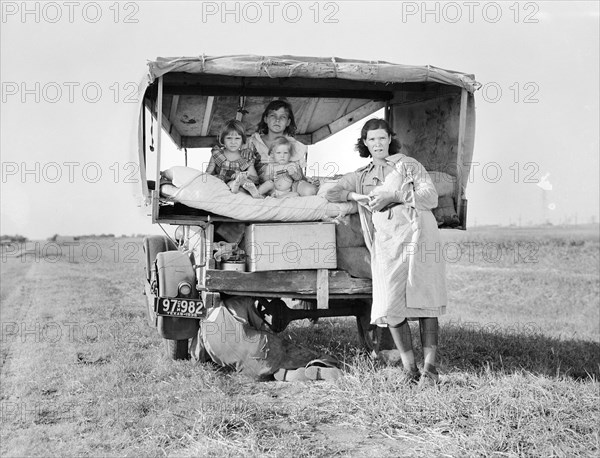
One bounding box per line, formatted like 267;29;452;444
161;166;356;221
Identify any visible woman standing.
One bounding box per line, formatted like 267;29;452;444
325;119;447;386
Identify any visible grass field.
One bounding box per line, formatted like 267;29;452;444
0;225;598;457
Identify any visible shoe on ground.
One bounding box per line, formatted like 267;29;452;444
418;370;440;388
304;358;342;381
273;367;309;382
398;367;421;385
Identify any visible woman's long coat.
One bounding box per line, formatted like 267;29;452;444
327;153;447;325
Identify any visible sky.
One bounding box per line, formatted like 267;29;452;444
1;0;599;239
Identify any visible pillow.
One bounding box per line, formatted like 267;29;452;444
161;166;203;188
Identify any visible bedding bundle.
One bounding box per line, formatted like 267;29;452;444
160;166;356;221
161;166;458;226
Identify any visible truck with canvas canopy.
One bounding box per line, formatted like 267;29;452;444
135;55;479;360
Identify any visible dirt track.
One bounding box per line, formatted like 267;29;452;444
0;240;153;455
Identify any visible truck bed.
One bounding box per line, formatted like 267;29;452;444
205;268;372;299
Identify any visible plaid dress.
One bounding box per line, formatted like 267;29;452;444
207;147;258;184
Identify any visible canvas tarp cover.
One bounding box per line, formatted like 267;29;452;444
146;55;480;93
136;55;479;221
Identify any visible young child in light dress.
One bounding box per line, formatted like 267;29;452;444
257;137;304;198
206;120;262;198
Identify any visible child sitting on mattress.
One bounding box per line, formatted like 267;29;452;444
257;137;305;198
206;120;263;198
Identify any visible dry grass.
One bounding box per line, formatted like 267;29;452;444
440;225;599;341
0;227;598;457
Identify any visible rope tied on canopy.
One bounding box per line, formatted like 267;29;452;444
259;58;274;78
331;57;338;78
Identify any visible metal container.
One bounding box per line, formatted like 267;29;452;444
220;260;246;272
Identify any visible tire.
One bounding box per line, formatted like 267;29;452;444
143;235;177;282
142;236;177;327
143;284;157;328
165;339;189;360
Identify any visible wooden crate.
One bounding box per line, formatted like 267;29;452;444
245;222;336;272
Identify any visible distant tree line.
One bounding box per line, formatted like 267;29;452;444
48;234;117;241
75;234;116;239
0;234;28;243
1;234;145;243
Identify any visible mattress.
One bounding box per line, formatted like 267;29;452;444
160;167;357;221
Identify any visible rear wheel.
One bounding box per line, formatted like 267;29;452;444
165;339;189;360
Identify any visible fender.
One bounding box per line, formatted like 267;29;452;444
155;251;200;340
142;235;177;327
143;235;177;282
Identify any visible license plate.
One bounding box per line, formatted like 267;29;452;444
155;298;205;318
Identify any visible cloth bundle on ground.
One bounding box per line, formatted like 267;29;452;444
161;166;356;221
190;295;341;381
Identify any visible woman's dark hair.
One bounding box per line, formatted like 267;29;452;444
355;118;401;158
218;119;247;145
257;100;297;136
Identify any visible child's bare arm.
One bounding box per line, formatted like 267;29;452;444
287;162;304;181
206;156;217;175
